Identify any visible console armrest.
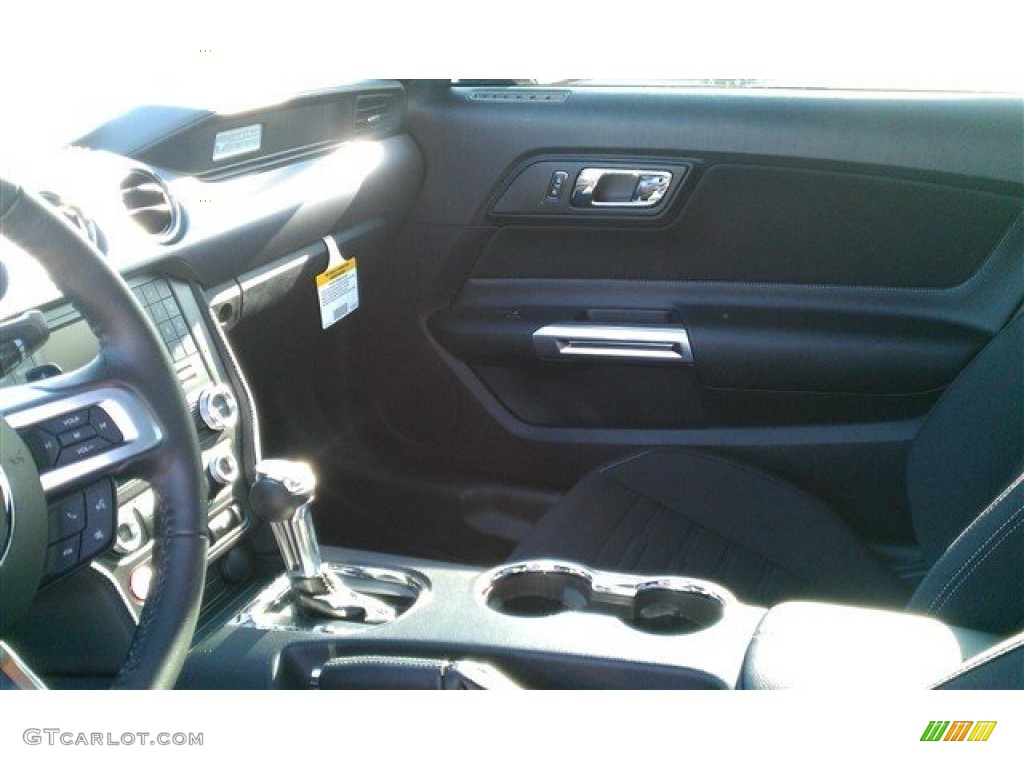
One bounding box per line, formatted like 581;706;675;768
740;602;997;690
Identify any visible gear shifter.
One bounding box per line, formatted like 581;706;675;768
250;459;396;623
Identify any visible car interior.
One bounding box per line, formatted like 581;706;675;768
0;79;1021;690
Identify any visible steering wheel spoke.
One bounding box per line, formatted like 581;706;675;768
2;380;163;495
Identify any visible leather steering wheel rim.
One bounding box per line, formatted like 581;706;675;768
0;177;207;689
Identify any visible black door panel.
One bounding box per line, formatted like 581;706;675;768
434;213;1021;430
406;86;1023;226
477;164;1019;287
325;84;1024;556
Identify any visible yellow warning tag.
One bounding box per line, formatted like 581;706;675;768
316;235;359;330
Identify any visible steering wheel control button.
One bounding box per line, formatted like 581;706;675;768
80;480;115;559
46;535;81;576
56;436;113;466
48;492;86;542
38;409;90;435
197;384;239;431
21;428;60;469
89;407;123;444
58;425;97;448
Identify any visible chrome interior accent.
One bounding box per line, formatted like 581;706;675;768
480;560;732;633
4;386;163;494
270;504;323;580
231;563;430;635
197;383;239;431
533;323;694;363
0;466;13;564
571;168;673;208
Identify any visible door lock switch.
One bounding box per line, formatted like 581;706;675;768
544;171;569;202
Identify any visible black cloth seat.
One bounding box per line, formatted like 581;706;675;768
511;450;909;607
511;312;1024;633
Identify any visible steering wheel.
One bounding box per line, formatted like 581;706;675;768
0;178;207;688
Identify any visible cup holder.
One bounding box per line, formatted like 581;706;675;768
485;564;593;617
482;561;729;636
627;581;725;635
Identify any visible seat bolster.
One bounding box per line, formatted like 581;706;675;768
907;468;1024;634
934;632;1024;689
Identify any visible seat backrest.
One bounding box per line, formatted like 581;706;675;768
905;311;1024;632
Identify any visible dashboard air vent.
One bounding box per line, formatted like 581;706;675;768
119;169;183;243
354;93;399;135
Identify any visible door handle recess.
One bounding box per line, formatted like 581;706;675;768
571;168;673;208
533;324;693;364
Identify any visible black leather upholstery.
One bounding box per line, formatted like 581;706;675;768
907;468;1024;634
512;314;1024;633
906;313;1023;564
934;632;1024;689
738;602;995;690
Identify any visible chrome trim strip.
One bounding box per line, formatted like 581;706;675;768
5;387;163;494
633;577;728;606
533;324;693;363
0;466;13;564
90;561;142;624
478;560;736;609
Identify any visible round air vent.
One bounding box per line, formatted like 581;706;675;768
39;192;107;254
119;169;183;243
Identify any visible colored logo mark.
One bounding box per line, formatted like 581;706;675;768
921;721;997;742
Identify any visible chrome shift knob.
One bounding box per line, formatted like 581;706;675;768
250;458;395;623
251;459;322;580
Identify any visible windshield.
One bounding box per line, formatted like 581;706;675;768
0;57;347;163
2;4;1019;162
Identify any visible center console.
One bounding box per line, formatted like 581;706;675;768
182;537;999;689
185;546;765;689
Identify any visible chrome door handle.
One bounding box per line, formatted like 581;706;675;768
533;324;693;364
571;168;673;208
